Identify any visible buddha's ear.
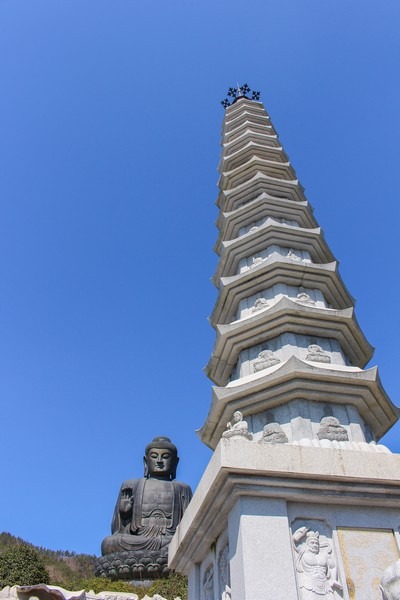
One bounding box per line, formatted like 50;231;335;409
143;456;149;478
171;456;179;480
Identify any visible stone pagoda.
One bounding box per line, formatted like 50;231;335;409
169;86;400;600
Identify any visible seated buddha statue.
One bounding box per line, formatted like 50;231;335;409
97;436;192;580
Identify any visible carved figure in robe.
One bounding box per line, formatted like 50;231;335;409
222;411;252;440
252;297;269;313
253;349;280;372
292;528;342;599
317;416;348;442
296;290;316;305
259;422;288;444
250;256;264;269
287;248;302;261
306;344;331;364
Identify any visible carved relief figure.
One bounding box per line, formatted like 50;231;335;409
203;564;214;600
251;297;269;313
253;349;281;372
296;288;316;305
97;436;192;580
259;422;288;444
218;544;231;599
317;416;349;442
306;344;331;364
292;528;343;599
250;255;264;269
380;559;400;600
222;411;252;440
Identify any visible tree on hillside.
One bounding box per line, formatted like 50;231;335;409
0;544;50;587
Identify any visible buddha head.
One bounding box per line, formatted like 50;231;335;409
144;436;179;480
232;411;243;423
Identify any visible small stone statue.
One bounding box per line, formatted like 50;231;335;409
249;222;259;233
97;436;192;580
317;416;349;442
251;297;269;313
250;256;264;269
380;559;400;600
292;528;343;599
296;289;316;305
253;349;281;372
222;411;252;440
287;248;302;261
306;344;331;364
259;422;288;444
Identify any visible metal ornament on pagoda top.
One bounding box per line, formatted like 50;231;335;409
221;83;261;108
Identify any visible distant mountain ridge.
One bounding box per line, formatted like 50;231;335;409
0;532;96;588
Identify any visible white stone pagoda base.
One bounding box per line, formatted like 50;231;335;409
169;439;400;600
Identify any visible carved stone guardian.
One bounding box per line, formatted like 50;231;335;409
96;436;192;580
317;416;349;442
380;559;400;600
222;411;252;440
292;527;343;599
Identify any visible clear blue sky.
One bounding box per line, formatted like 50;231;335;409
0;0;399;556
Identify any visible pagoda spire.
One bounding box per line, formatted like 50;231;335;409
198;91;397;449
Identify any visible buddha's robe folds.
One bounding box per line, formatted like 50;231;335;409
101;477;192;555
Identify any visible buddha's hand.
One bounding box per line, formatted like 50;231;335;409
120;488;133;514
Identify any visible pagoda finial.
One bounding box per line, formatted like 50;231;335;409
220;84;261;109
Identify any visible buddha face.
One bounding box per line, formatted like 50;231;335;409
145;447;178;479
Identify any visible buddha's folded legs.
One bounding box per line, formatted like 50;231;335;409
101;533;172;555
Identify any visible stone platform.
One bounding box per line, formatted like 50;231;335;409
169;438;400;599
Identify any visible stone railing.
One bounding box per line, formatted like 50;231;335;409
0;585;182;600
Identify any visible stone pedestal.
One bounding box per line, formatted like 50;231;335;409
169;439;400;599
